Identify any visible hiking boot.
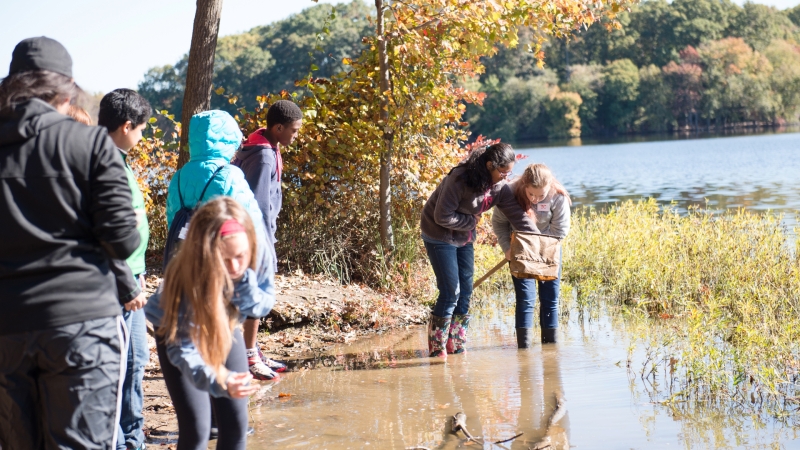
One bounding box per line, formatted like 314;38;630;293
428;314;451;360
446;314;471;354
248;355;278;380
258;347;287;373
516;328;534;349
541;327;558;344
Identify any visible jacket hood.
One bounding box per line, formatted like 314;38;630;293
234;128;272;162
188;110;243;163
0;98;70;147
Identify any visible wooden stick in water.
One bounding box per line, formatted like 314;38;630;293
451;412;479;442
530;390;568;450
473;259;508;289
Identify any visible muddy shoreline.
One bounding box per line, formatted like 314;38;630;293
140;272;429;446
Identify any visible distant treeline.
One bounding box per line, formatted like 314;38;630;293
139;0;800;141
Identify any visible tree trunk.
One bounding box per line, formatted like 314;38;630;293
176;0;224;169
376;0;394;254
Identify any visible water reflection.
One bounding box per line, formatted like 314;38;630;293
247;298;799;449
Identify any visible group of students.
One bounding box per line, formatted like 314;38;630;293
0;37;300;450
0;36;569;450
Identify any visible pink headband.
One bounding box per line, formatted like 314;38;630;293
220;219;246;237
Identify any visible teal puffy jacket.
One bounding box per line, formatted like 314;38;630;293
166;110;265;242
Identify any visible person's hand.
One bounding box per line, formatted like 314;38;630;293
505;248;512;261
226;372;259;399
124;292;147;311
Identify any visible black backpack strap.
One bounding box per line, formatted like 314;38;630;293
176;170;186;209
196;165;226;207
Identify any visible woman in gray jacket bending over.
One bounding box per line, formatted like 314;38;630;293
420;143;539;360
492;163;571;347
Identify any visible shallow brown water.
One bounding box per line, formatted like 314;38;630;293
244;303;799;449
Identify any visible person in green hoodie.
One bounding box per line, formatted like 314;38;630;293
98;88;151;450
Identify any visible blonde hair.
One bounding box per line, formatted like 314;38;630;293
158;197;258;378
67;105;92;125
514;163;572;215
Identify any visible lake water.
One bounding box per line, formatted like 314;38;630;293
516;132;800;215
244;133;800;449
248;301;798;449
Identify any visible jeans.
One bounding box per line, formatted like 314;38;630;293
0;316;124;450
117;277;147;450
424;240;474;317
512;271;560;329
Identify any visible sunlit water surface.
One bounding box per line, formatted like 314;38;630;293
247;302;798;449
517;132;800;216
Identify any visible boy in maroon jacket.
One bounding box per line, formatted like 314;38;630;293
233;100;302;379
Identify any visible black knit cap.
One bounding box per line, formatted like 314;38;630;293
9;37;72;78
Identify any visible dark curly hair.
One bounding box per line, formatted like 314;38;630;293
452;143;516;192
266;100;302;128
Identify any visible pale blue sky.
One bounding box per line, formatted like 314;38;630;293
0;0;337;93
2;0;798;94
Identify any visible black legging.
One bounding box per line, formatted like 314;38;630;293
156;328;249;450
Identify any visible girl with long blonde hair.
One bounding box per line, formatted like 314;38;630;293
145;197;275;450
492;163;571;348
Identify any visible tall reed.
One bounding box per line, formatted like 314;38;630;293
564;199;800;415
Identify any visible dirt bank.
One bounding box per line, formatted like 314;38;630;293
140;271;429;446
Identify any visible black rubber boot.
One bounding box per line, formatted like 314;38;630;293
541;328;558;344
516;328;534;349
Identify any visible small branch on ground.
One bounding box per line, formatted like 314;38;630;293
494;432;523;444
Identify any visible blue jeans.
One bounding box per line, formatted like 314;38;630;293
512;268;560;329
117;278;147;450
424;240;474;317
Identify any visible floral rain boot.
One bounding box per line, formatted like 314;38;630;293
428;314;451;359
446;314;471;354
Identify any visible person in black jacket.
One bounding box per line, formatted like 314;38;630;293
0;37;140;449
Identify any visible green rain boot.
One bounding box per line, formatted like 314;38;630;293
516;328;534;349
428;314;451;359
446;314;471;354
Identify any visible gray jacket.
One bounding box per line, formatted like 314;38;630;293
420;166;539;246
233;143;281;273
492;183;571;252
145;264;275;398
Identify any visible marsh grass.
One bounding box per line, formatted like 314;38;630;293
564;199;800;417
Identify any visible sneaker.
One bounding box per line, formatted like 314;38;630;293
248;356;279;380
258;347;287;373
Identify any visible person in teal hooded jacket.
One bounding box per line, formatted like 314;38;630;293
166;110;264;240
165;110;279;382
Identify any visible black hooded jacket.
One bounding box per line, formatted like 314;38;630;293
0;99;140;335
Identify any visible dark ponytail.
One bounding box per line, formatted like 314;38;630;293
452;143;516;192
0;70;83;115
